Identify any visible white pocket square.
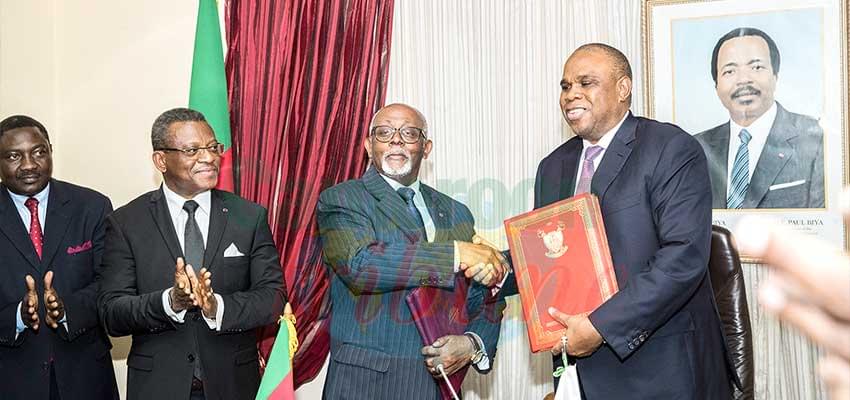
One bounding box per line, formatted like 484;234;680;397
223;243;245;257
769;180;806;191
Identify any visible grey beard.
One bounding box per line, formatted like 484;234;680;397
381;149;413;178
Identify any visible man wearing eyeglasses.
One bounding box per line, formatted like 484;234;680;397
97;108;285;400
317;103;507;400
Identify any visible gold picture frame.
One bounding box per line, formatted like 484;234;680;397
642;0;849;261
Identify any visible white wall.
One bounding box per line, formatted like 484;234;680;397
0;1;325;399
1;0;196;204
0;1;57;128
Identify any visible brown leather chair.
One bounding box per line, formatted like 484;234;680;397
708;225;754;400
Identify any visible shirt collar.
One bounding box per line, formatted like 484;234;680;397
379;173;421;196
582;112;627;150
161;183;211;216
7;182;51;207
730;101;778;139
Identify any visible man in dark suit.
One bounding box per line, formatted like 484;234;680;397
695;27;824;209
97;108;285;400
532;44;734;398
317;103;508;400
0;115;118;400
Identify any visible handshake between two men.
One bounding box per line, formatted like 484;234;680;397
421;235;509;378
456;235;508;287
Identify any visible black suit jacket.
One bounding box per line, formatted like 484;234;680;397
97;187;285;400
0;180;118;400
531;114;733;399
695;102;825;209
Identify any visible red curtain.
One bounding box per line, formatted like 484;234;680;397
224;0;395;388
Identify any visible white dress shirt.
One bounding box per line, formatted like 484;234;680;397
159;183;224;330
725;102;777;198
573;113;627;194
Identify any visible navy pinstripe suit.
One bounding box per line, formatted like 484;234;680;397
317;167;504;400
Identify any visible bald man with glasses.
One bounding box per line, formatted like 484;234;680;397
317;103;508;400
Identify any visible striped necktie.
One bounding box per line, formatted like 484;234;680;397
726;129;752;209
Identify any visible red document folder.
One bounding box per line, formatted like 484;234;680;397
504;193;618;352
406;275;471;400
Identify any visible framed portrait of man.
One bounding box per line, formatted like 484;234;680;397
643;0;849;256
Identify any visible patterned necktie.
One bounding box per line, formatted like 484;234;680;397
575;145;604;195
182;200;205;269
397;187;427;241
727;129;752;209
25;197;43;259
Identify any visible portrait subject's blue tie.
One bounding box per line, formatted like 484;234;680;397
397;187;427;241
727;129;752;209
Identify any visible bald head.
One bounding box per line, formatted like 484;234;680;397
369;103;428;133
364;103;432;186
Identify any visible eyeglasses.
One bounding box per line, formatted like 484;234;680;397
370;126;427;144
156;143;225;158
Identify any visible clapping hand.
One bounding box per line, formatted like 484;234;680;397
169;258;195;312
21;275;39;331
188;266;217;319
43;271;65;329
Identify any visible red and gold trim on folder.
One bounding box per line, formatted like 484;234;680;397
505;193;618;352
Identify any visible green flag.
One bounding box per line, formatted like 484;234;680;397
189;0;234;191
256;304;297;400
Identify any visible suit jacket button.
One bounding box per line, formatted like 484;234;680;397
187;353;195;362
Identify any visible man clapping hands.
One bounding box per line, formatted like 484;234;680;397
167;257;219;322
0;115;118;399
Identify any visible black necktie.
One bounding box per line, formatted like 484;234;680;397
182;200;205;380
397;187;427;241
182;200;205;269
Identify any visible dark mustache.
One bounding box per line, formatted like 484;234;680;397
731;85;761;99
